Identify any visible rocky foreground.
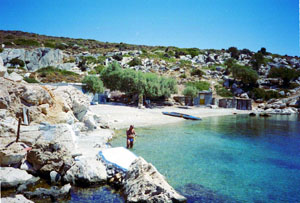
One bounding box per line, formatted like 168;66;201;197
0;58;186;202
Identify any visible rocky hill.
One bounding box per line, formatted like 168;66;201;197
1;30;300;113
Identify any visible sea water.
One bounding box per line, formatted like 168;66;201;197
109;114;300;202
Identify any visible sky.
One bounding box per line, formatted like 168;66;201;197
0;0;299;56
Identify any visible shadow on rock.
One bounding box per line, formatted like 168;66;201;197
177;183;236;203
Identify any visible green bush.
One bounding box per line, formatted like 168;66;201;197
0;48;3;53
231;64;258;86
37;66;78;76
4;41;13;46
128;57;142;67
44;41;56;48
251;52;266;71
186;81;210;91
14;39;40;46
250;88;282;101
82;75;104;94
24;77;39;83
9;58;25;67
174;48;200;58
180;74;187;78
190;69;205;77
227;47;239;59
179;60;192;68
183;86;198;98
215;85;233;97
94;65;105;74
55;43;68;50
268;67;300;87
4;35;14;39
112;54;123;61
101;62;177;98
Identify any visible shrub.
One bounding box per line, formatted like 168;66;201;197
268;67;300;87
190;69;205;77
44;41;56;48
251;52;266;71
94;65;105;74
4;35;14;39
112;54;123;61
14;39;40;46
128;57;142;67
227;47;239;59
231;64;258;86
82;75;104;94
4;41;13;46
0;48;3;53
186;81;210;91
260;47;267;55
101;62;177;99
180;74;187;78
24;77;39;83
250;88;282;101
183;86;198;98
55;43;68;50
179;60;192;68
37;66;78;76
174;48;200;58
9;58;25;67
81;56;98;64
215;85;233;97
36;66;80;83
240;48;252;56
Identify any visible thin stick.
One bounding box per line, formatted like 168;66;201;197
16;117;21;142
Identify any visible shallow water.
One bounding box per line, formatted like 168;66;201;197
111;114;300;202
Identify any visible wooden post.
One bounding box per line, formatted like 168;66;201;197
16;117;21;142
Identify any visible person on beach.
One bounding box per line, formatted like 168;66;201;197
126;125;136;148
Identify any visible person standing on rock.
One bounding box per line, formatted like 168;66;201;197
126;125;136;149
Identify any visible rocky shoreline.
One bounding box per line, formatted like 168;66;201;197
0;56;186;202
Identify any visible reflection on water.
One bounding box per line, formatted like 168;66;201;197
67;185;124;203
111;114;300;202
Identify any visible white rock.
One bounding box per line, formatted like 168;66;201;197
4;72;23;82
63;156;107;185
124;157;186;202
0;167;39;188
1;194;34;203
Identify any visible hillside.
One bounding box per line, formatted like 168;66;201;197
0;30;300;113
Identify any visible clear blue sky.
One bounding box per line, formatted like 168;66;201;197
1;0;299;56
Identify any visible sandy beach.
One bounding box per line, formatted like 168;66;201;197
90;104;251;129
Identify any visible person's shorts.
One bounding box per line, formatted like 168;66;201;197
128;138;134;142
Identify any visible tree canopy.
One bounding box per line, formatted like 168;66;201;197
82;75;104;94
231;64;258;86
101;62;177;98
268;67;300;87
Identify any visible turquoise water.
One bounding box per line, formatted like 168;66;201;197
111;115;300;202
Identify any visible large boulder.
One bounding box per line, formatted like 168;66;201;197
38;123;77;151
0;49;26;64
0;142;28;167
63;156;107;185
0;167;39;189
20;85;53;106
25;48;64;71
1;195;34;203
26;141;73;177
123;157;186;202
51;86;90;121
